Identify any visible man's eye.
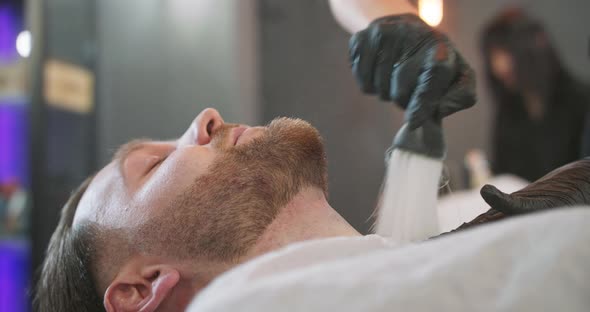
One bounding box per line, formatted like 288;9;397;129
144;156;165;175
149;158;165;171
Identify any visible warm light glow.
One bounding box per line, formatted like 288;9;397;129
16;30;32;58
419;0;443;27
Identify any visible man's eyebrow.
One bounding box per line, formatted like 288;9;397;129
112;139;152;173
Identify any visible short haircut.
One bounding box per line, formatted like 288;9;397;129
33;176;105;312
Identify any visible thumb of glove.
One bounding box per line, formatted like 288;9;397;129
481;159;590;215
479;184;543;216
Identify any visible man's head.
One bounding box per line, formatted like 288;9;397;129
35;108;329;311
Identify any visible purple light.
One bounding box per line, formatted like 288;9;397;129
0;240;30;312
0;104;29;186
0;6;29;311
0;4;20;61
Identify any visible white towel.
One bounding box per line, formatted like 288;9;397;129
188;208;590;312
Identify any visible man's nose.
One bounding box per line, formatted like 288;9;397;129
179;108;224;146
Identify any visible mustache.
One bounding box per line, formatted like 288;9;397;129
210;123;239;149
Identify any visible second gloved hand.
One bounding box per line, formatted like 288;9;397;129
349;14;476;129
480;158;590;215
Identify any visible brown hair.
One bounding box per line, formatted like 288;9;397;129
33;176;105;312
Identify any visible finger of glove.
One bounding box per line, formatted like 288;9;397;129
480;184;519;215
480;184;550;215
406;42;457;129
389;49;423;109
350;29;378;94
436;54;477;119
374;39;402;101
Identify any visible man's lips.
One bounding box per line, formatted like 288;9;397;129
232;126;248;146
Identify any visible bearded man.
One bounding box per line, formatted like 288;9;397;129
34;107;590;312
34;107;362;310
34;4;590;310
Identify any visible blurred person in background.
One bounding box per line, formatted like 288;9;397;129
482;8;590;182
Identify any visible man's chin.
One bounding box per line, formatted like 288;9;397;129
231;116;328;194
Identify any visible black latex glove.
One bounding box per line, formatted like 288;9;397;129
480;158;590;215
392;118;445;159
349;14;476;129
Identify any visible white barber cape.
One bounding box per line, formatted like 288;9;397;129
188;209;590;312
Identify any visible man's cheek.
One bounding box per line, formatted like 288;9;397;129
164;151;214;182
135;161;198;205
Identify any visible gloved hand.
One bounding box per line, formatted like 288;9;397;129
480;158;590;215
349;14;476;129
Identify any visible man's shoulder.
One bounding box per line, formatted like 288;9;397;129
187;209;590;312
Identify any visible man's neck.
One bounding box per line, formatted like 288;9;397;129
175;188;361;309
245;187;361;259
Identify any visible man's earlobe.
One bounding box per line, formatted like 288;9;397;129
104;265;180;312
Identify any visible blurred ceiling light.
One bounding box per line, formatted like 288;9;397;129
16;30;31;58
419;0;443;27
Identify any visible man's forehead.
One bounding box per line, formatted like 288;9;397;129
73;153;129;227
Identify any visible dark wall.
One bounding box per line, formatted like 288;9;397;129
30;0;98;272
97;0;259;165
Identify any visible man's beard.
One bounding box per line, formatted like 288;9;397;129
143;118;328;263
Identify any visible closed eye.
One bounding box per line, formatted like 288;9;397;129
146;148;176;175
149;158;165;172
144;156;166;176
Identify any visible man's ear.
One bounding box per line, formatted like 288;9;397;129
104;264;180;312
